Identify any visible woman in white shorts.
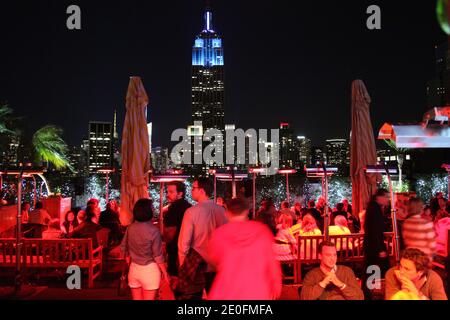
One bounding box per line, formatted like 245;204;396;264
121;198;169;300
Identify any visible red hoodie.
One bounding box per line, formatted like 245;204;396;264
207;220;282;300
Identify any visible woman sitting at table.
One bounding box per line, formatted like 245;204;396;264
61;210;79;235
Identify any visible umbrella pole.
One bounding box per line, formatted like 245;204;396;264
252;173;256;220
32;175;37;208
160;182;164;232
285;174;290;204
105;172;109;204
385;167;400;265
323;169;330;241
214;175;217;202
231;167;236;198
15;170;24;294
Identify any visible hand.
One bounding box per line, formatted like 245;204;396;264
399;277;419;297
395;271;419;297
329;273;345;289
319;274;334;288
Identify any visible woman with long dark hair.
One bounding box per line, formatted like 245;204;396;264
120;198;169;300
61;210;79;235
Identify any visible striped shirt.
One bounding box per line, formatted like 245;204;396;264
402;215;436;256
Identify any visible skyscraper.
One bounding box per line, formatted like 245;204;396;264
427;42;450;109
191;5;225;133
1;135;20;167
297;136;312;166
326;139;350;176
279;122;299;168
311;146;326;166
88;122;113;173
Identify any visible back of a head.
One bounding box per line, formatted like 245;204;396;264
84;204;96;222
374;188;388;200
336;203;344;212
87;198;99;207
133;198;154;222
279;213;293;228
195;177;213;198
334;215;348;228
281;201;290;209
302;214;317;231
307;200;315;208
35;202;43;210
226;198;249;217
407;198;424;217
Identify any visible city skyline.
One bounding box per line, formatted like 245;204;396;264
0;1;446;150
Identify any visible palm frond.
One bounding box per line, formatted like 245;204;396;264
32;125;73;170
0;104;16;135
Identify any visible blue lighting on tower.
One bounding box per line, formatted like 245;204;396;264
192;9;224;66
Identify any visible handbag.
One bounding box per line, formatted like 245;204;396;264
118;259;130;297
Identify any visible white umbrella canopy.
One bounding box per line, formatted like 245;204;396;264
350;79;379;217
120;77;150;226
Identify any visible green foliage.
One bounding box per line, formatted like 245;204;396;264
0;104;16;136
32;125;72;170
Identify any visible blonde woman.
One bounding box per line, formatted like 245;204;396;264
296;214;322;259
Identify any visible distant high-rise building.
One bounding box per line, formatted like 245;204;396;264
311;146;326;166
326;139;350;176
1;135;20;166
191;5;225;133
279;123;300;168
297;136;312;166
427;42;450;109
152;147;170;174
88;122;113;173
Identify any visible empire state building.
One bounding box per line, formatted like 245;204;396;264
190;5;225;134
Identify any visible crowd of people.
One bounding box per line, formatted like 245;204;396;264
19;198;124;247
14;180;450;300
118;179;449;300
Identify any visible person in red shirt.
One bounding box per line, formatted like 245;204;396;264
207;198;282;300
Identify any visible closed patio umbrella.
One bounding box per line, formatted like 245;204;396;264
120;77;150;226
350;80;378;218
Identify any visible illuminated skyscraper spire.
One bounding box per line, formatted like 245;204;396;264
204;1;213;32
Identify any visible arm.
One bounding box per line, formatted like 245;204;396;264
429;273;448;300
152;231;169;281
178;209;194;267
300;270;327;300
120;228;129;257
265;235;282;299
337;268;364;300
385;269;401;300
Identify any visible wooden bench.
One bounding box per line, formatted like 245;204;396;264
286;232;395;283
0;238;103;288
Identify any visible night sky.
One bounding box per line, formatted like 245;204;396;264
0;0;446;149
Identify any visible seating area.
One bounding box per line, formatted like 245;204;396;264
0;238;103;288
281;232;395;284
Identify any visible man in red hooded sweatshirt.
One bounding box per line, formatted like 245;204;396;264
207;197;282;300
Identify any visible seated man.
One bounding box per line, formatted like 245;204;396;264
385;248;447;300
69;207;102;248
300;241;364;300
